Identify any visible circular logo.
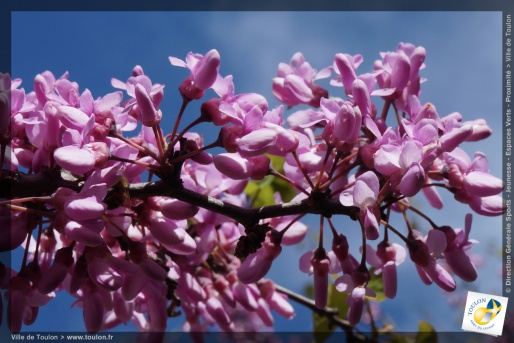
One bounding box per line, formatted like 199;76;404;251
473;299;502;325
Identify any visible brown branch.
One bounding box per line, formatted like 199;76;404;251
2;169;81;198
128;180;360;228
5;169;360;229
273;283;368;342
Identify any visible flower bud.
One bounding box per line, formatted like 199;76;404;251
38;247;74;294
407;239;430;267
87;258;123;291
146;292;167;331
194;49;221;91
256;298;274;327
132;65;144;77
334;53;357;91
232;282;259;311
135;84;159;127
83;291;104;333
444;249;477;282
206;297;231;330
332;233;349;266
348;287;366;326
179;76;205;100
201;98;230;126
213;153;253;180
308;83;328;108
312;247;330;309
213;275;235;307
160;198;199;221
390;52;410;90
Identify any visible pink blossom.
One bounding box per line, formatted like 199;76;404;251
335;266;376;326
169;49;221;100
441;214;479;282
340;171;381;240
272;52;330;107
365;241;406;298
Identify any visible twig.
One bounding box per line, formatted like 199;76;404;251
273;283;368;342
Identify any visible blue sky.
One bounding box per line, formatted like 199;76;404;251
10;11;503;335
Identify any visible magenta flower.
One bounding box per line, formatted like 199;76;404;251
134;83;161;127
169;49;221;100
440;148;504;215
340;171;381;240
147;215;197;255
53;112;110;175
335;266;376;326
299;247;340;309
272;52;330;107
441;214;479;282
407;230;456;292
374;140;425;197
238;233;282;284
365;241;406;299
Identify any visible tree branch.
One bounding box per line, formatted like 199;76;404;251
128;179;360;228
5;170;360;229
273;283;368;342
1;169;81;198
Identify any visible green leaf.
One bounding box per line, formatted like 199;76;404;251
244;176;276;208
244;155;296;208
366;269;386;302
311;283;350;343
416;321;437;343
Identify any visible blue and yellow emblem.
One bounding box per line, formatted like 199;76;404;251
473;299;502;325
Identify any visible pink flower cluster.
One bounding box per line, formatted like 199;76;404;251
1;43;503;335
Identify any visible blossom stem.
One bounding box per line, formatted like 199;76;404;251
6;204;54;218
33;219;44;264
380;220;409;244
211;250;230;271
170;97;192;148
318;215;325;249
327;217;338;237
169;140;220;165
400;207;414;235
320;152;358;190
101;214;130;239
174;116;206;144
109;130;159;161
326;151;341;181
152;124;166;163
377;178;392;204
269;169;310;196
21;231;31;269
330;180;356;198
380;99;392;121
384;207;391;241
360;222;367;266
108;155;159;173
402;202;438;229
421;182;448;189
315;146;334;190
0;196;52;206
365;299;379;339
394;105;403;129
291;150;315;190
275;213;307;241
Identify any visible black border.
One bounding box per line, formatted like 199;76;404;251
2;1;514;342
